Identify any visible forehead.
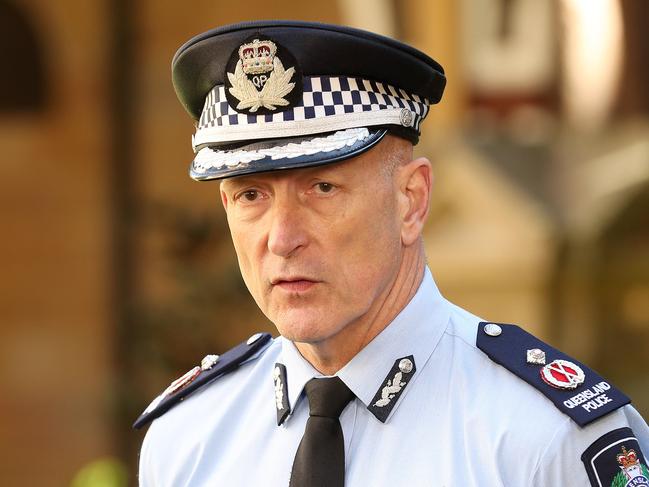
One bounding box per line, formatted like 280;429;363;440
221;147;380;189
220;134;409;189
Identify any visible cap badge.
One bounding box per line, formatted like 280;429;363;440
541;359;585;390
225;37;301;114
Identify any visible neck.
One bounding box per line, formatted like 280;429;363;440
295;244;426;375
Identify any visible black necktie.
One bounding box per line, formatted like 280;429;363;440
289;377;355;487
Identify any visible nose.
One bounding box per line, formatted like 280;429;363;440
267;195;308;258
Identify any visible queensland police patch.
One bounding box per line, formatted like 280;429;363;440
582;427;649;487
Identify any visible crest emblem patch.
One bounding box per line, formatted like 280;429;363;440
582;428;649;487
225;36;302;115
541;359;585;390
612;446;649;486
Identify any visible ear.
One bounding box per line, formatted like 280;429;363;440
220;183;229;210
398;157;433;246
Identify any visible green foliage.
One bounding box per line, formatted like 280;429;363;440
610;463;649;487
611;471;626;487
70;458;128;487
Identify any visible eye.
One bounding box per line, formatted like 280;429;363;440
314;182;335;194
235;189;263;202
242;190;259;201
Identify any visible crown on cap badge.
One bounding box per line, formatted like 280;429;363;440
239;39;277;75
226;38;297;113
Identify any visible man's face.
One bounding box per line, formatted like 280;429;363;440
220;137;409;345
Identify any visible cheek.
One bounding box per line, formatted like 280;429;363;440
227;218;264;295
336;193;401;284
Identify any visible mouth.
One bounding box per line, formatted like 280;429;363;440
271;276;320;293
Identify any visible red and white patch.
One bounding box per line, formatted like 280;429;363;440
541;359;585;390
167;366;202;395
141;366;202;416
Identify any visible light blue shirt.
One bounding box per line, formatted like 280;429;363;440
139;268;649;486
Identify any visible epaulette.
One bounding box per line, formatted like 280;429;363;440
476;322;630;427
133;332;272;430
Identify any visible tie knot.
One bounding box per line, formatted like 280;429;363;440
304;377;355;418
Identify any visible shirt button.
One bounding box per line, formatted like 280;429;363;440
399;358;414;374
247;332;264;345
483;323;502;337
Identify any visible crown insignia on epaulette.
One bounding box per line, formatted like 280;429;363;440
239;39;278;75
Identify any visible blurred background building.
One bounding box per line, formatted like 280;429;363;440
0;0;648;485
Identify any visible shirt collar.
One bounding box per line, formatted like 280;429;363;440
279;337;324;418
276;267;450;424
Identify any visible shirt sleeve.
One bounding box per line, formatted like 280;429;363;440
138;426;156;487
531;405;649;486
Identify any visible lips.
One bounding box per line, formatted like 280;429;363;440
271;276;319;292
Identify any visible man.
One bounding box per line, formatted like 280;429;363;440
136;21;649;486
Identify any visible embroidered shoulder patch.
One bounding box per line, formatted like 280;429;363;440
132;332;272;430
582;427;649;487
476;322;630;426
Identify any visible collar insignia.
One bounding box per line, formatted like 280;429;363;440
225;36;302;115
273;363;290;425
367;355;416;423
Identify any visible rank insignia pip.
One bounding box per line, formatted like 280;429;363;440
526;348;546;365
224;36;303;115
582;427;649;487
368;355;416;423
201;354;220;371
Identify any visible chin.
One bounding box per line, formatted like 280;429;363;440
272;309;341;344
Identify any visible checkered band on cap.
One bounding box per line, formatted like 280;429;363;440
193;75;430;150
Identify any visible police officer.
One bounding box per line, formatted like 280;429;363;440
135;21;649;486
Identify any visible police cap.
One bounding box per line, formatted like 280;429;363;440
172;20;446;180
